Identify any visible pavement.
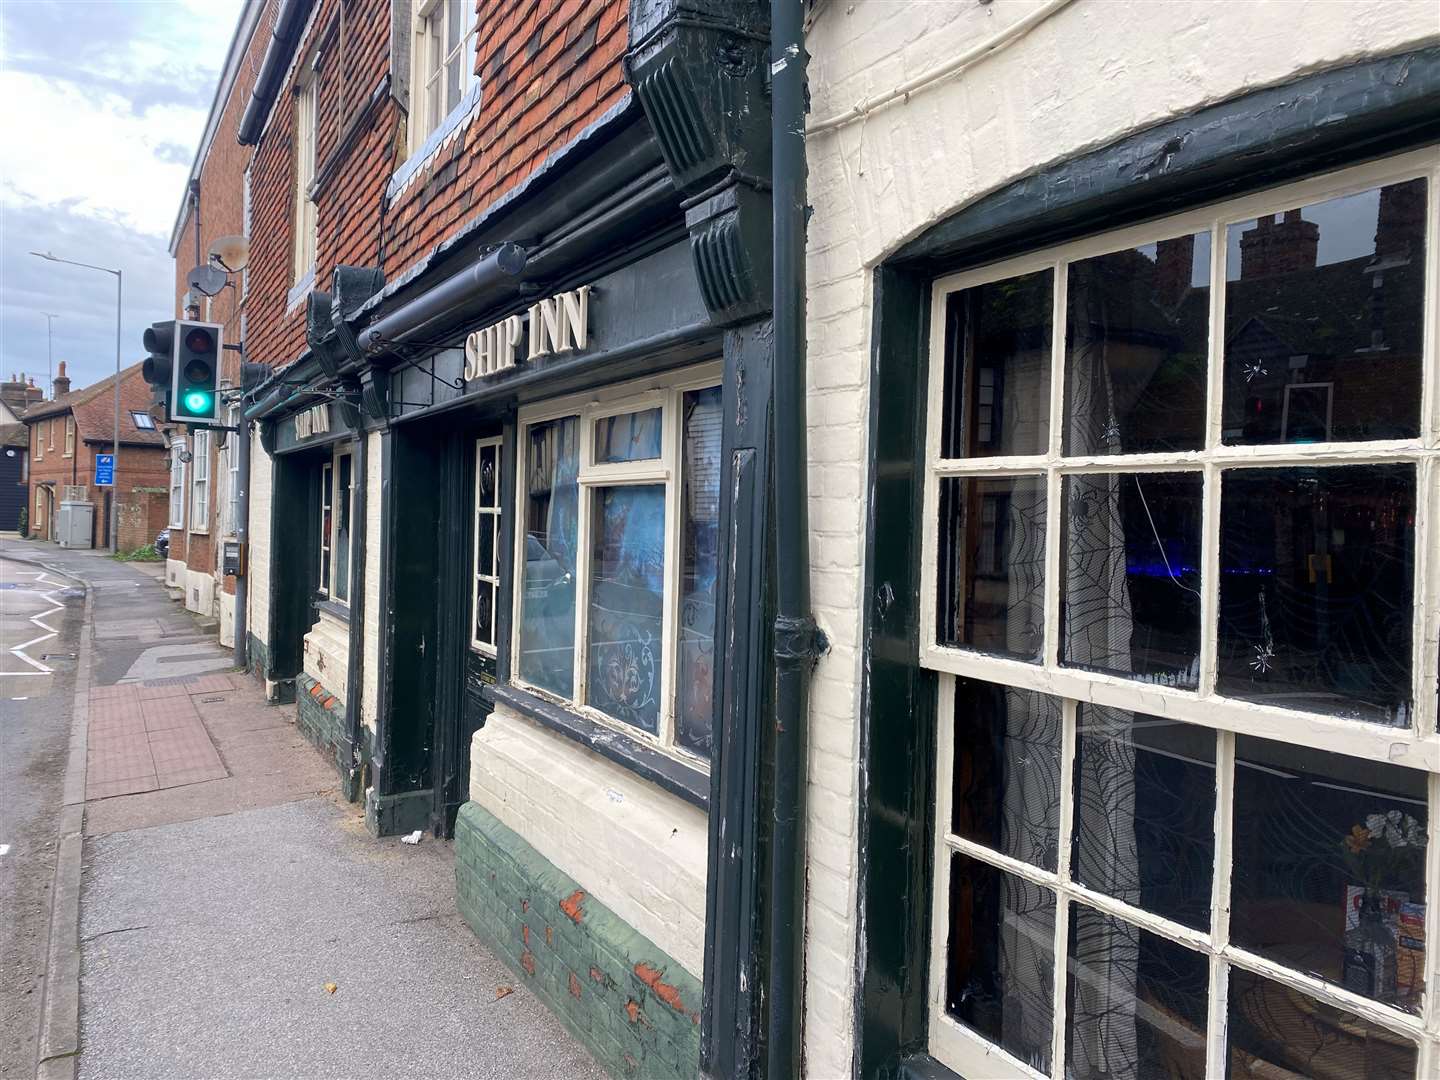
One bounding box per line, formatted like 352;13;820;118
0;538;604;1080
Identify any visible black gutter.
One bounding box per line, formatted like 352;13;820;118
342;421;367;789
237;0;314;147
357;244;528;354
768;3;824;1079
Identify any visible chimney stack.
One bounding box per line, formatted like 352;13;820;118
1239;209;1320;280
52;360;71;398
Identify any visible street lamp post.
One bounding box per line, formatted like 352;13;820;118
42;312;59;399
29;252;123;553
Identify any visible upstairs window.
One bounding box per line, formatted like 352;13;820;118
63;416;74;457
922;150;1438;1080
131;411;155;431
514;364;723;762
189;429;210;533
168;440;186;530
409;0;478;154
292;74;318;284
33;424;42;461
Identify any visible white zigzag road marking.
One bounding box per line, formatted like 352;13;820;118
2;568;75;677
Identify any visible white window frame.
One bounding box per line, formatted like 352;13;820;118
189;429;210;534
471;435;502;656
223;406;241;537
331;449;352;603
408;0;479;155
63;416;74;457
921;147;1440;1079
47;418;55;450
131;410;156;431
318;458;334;598
168;438;186;531
292;74;318;285
33;424;42;461
510;361;723;768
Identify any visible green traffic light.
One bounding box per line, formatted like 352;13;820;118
183;390;213;415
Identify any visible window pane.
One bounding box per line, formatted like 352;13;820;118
319;463;332;591
474;580;494;647
1066;905;1209;1080
945;852;1055;1074
478;442;498;507
587;485;665;733
476;515;495;578
519;417;579;696
1064;231;1210;455
939;270;1053;458
1232;735;1427;1012
334;455;351;602
1061;472;1202;688
1217;465;1415;725
936;475;1045;662
1228;966;1418;1080
594;407;663;464
951;680;1063;871
676;387;721;756
1223;178;1427;446
1072;706;1215;929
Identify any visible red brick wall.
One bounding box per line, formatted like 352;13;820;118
117;489;171;554
25;427;169;548
243;0;630;374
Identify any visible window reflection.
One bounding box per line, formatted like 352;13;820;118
1232;735;1427;1013
1065;232;1210;455
946;852;1055;1074
952;680;1063;871
1228;967;1418;1080
1061;472;1202;688
1072;707;1215;930
937;475;1046;661
587;485;665;733
940;270;1054;458
1217;465;1415;725
1066;905;1209;1080
1223;179;1427;445
594;407;663;463
676;387;722;755
518;416;579;696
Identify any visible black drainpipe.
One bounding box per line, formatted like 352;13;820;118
768;2;825;1077
342;414;368;796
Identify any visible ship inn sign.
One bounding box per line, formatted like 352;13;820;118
464;285;591;382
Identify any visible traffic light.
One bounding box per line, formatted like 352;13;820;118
171;319;222;423
142;321;174;389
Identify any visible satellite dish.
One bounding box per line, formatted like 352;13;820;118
208;235;250;273
187;263;228;297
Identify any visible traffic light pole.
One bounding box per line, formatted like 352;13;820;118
111;269;122;553
233;403;251;670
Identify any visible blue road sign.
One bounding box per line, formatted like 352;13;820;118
94;453;115;486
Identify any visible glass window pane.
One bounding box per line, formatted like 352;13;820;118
319;462;332;591
939;270;1054;458
676;387;721;756
474;580;494;646
936;475;1046;662
476;514;494;578
478;442;498;507
518;417;579;696
1072;706;1215;929
1222;178;1427;446
1066;905;1209;1080
587;485;665;733
334;455;351;602
1217;465;1415;725
1064;231;1210;455
594;407;663;463
945;852;1055;1074
1061;472;1202;688
951;680;1063;871
1232;735;1427;1012
1228;966;1419;1079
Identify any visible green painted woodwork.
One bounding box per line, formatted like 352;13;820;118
454;801;702;1080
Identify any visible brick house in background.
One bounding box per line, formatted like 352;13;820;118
22;361;169;549
163;0;267;641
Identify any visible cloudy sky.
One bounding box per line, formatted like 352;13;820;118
1;0;246;396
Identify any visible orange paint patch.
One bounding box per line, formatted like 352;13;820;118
521;899;528;913
545;926;553;946
633;961;691;1017
559;889;586;924
522;925;530;946
568;972;582;999
624;999;641;1023
520;950;536;976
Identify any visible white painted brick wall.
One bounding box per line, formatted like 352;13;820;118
470;706;709;977
800;3;1438;1076
246;438;272;659
361;431;381;731
303;607;348;700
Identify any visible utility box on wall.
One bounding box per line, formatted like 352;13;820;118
57;498;94;549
